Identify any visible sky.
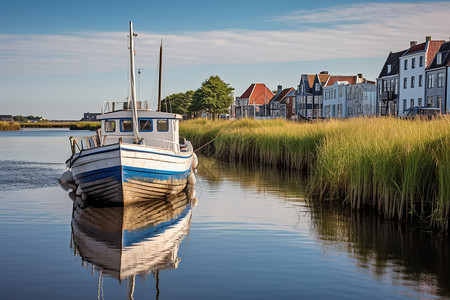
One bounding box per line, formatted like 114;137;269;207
1;0;450;119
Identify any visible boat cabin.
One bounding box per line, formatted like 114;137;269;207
97;101;183;152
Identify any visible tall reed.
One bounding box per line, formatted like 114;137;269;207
181;117;450;230
0;121;20;131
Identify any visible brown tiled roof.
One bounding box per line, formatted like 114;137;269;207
269;87;295;103
239;83;274;105
307;75;315;88
317;74;330;84
426;40;445;68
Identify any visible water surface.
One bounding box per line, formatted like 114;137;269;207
0;129;448;299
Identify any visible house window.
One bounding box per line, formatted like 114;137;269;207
403;77;407;89
121;120;133;132
418;98;422;107
428;74;435;88
307;96;313;104
403;99;407;110
157;119;169;132
412;58;416;69
418;75;423;87
419;56;424;67
387;64;391;73
394;79;398;94
411;76;415;88
437;53;442;65
378;81;382;95
438;72;445;87
315;83;320;92
404;59;408;70
105;120;116;132
410;99;414;108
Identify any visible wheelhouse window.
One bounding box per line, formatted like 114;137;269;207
139;119;152;131
104;120;116;132
121;120;133;132
157;119;169;132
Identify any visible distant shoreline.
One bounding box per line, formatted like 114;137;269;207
0;121;100;131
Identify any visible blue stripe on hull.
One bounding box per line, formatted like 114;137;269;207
122;166;190;183
74;166;122;185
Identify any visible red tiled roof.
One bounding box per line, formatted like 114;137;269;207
405;42;426;55
325;76;357;86
239;83;274;105
426;40;445;68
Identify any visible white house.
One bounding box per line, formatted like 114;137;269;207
398;37;444;113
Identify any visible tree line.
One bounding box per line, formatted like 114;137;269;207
161;75;234;118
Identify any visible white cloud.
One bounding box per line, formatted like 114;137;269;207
1;2;449;76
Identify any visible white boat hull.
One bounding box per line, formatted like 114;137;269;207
68;143;193;204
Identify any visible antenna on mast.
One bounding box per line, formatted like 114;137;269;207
158;39;163;112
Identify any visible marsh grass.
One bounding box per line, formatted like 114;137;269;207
20;121;101;130
181;117;450;230
0;121;20;131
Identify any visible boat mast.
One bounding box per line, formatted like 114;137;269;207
129;21;143;144
158;40;162;112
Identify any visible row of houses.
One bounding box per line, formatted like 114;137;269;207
232;36;450;119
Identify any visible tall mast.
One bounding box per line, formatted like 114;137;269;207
158;40;163;112
129;21;142;144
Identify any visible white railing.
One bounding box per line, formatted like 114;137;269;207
101;100;150;114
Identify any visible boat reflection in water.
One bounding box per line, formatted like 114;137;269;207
70;190;196;299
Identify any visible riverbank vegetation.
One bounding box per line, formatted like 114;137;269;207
0;121;20;131
180;117;450;230
20;121;100;130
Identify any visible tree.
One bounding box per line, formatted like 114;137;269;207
189;76;234;118
161;91;193;115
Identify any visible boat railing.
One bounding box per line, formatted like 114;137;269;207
101;99;150;114
69;133;101;154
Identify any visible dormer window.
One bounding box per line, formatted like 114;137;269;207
387;64;391;73
437;53;442;65
315;83;320;92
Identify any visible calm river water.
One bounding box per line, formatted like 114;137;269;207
0;129;448;299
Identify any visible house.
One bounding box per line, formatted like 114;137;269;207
81;112;101;121
376;49;407;116
296;72;329;118
268;85;296;119
398;36;444;114
425;40;450;114
234;83;274;118
323;74;376;118
0;115;13;121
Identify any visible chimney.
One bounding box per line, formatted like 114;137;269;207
277;85;282;94
426;36;431;42
357;73;363;83
410;41;417;47
320;71;328;74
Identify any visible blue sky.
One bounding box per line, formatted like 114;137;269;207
1;0;449;119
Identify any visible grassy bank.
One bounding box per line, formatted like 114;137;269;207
180;117;450;230
0;121;20;131
20;121;100;130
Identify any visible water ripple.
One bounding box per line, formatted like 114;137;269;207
0;160;65;191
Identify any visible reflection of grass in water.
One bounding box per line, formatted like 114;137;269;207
309;202;450;298
181;117;450;230
196;155;307;199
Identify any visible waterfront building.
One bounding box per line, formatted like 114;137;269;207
296;72;329;118
0;115;13;121
398;37;444;114
377;49;406;116
234;83;274;118
425;41;450;114
268;85;295;119
80;112;101;121
323;74;376;118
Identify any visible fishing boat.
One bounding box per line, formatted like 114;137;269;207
65;21;197;204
